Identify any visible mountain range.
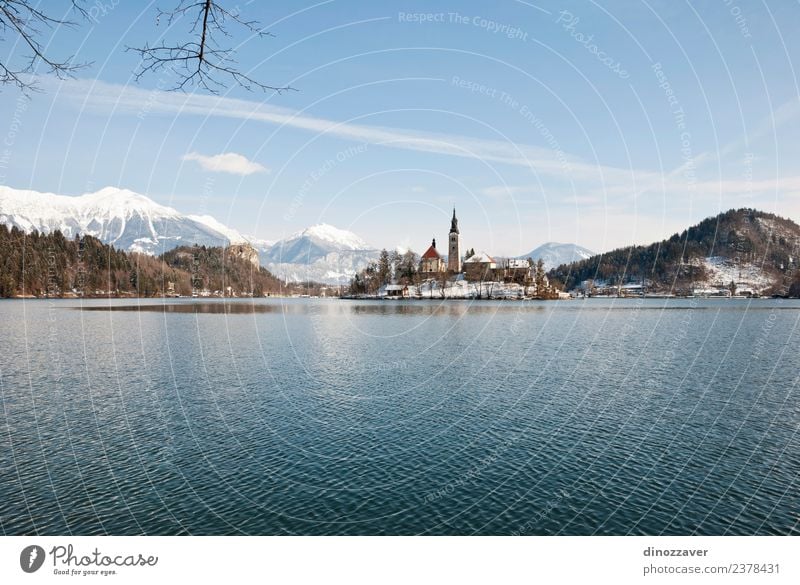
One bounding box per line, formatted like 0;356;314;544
0;185;238;255
260;224;378;285
0;185;592;284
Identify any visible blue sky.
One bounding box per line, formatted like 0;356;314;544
1;0;800;255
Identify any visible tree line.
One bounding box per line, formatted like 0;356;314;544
348;249;420;295
0;224;292;297
549;208;800;295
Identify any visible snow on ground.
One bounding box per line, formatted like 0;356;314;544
286;223;371;250
403;279;527;299
188;214;247;243
754;216;796;243
699;256;772;292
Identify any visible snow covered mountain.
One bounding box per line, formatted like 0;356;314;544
262;224;378;285
187;214;248;245
517;242;595;271
0;185;243;254
0;185;379;284
1;184;595;285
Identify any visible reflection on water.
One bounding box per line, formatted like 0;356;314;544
73;298;800;316
78;301;288;314
74;299;547;316
1;297;798;536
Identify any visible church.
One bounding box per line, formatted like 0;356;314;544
418;209;534;285
419;209;461;276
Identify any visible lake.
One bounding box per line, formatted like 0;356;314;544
0;297;798;535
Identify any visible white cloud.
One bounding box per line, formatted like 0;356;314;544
182;152;267;175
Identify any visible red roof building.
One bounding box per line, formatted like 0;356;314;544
420;238;446;274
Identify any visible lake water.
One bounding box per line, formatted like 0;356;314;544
1;297;798;535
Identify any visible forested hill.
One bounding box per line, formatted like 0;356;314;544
549;209;800;295
161;244;285;296
0;224;291;297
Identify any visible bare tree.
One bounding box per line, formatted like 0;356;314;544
523;258;533;297
0;1;89;92
438;270;447;299
0;1;291;94
127;0;293;93
472;278;482;300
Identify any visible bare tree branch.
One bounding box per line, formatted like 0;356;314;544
127;0;294;94
0;1;90;92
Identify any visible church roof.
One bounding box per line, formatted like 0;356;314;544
421;244;441;259
421;237;442;260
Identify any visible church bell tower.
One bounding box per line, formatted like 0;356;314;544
448;208;461;273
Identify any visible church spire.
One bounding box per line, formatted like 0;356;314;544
448;207;461;273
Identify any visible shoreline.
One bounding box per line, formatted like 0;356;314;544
2;294;796;301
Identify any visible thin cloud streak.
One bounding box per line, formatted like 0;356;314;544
53;77;800;224
54;77;658;188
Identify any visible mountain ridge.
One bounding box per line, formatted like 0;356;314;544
516;242;594;271
0;185;380;284
262;223;378;285
1;184;595;285
548;208;800;296
0;185;237;255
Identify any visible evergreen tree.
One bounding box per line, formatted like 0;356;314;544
534;259;546;297
377;249;391;286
